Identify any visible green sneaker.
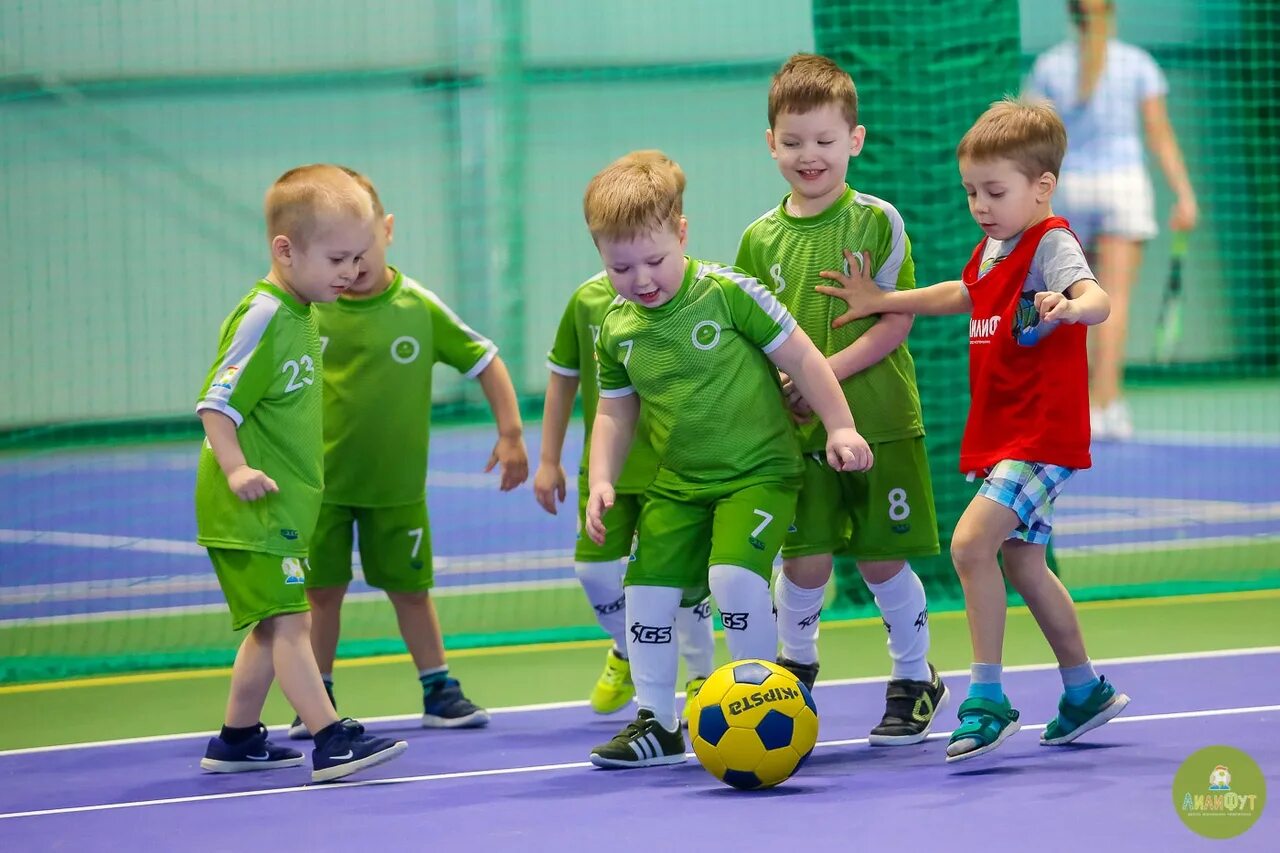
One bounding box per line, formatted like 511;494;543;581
681;677;707;728
945;696;1021;763
589;709;687;768
1042;677;1130;745
589;648;634;714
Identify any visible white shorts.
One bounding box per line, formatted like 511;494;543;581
1056;166;1158;247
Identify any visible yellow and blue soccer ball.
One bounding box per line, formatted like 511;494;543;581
687;659;818;790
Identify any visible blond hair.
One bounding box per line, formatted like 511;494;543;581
265;164;374;245
336;165;385;218
768;53;858;128
583;150;686;242
956;98;1068;180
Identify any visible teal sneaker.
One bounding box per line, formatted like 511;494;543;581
945;695;1021;763
1041;677;1130;745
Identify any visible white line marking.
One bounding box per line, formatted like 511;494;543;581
1129;430;1280;448
1059;534;1280;556
3;646;1274;756
2;702;1276;820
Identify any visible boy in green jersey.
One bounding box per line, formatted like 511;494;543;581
195;164;406;783
287;168;528;738
735;54;947;744
582;151;872;768
536;263;715;720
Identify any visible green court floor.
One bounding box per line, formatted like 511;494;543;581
2;589;1275;751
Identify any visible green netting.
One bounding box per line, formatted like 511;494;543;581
2;0;1277;683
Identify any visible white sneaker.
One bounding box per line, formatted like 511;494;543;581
1105;400;1134;441
1090;406;1110;440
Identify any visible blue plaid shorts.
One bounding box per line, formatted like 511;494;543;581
975;460;1076;545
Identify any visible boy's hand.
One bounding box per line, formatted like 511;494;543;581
533;462;567;515
825;427;874;473
778;371;813;423
1035;291;1082;325
226;465;279;501
585;484;615;545
486;434;529;492
815;249;883;329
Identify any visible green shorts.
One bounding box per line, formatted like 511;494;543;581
784;436;940;561
308;499;433;593
576;486;644;562
208;548;310;631
627;479;798;601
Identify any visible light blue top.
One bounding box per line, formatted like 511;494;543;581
1027;39;1167;174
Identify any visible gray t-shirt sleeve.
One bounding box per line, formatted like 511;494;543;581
1029;229;1095;294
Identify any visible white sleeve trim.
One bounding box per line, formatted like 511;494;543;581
195;399;245;427
463;345;499;379
853;192;907;291
760;318;796;354
546;360;581;377
599;386;636;399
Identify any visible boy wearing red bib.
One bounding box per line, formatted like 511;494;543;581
815;98;1129;762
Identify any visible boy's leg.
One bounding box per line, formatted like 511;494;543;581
387;590;490;728
223;620;278;728
708;565;776;662
292;504;355;737
575;490;644;712
675;596;715;725
775;555;832;688
777;456;846;687
358;501;489;728
590;489;708;768
1002;533;1129;745
201;620;306;773
708;481;796;662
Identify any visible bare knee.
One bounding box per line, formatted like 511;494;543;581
307;585;348;612
783;554;833;588
950;530;995;578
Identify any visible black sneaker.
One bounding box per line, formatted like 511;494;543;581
200;724;305;773
868;663;949;746
289;682;337;740
589;709;687;768
777;656;820;691
311;718;408;783
422;677;491;729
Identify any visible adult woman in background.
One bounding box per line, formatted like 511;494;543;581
1027;0;1197;439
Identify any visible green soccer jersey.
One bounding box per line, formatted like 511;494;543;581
736;186;925;450
194;280;325;556
546;272;660;494
595;258;802;490
314;267;497;507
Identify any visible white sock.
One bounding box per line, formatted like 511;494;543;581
866;564;932;683
774;572;826;665
676;598;715;679
623;585;682;730
708;564;777;662
576;560;628;654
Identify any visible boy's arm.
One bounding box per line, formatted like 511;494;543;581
767;328;873;472
584;393;639;544
534;371;580;515
826;312;913;381
1037;278;1111;326
816;249;972;326
199;409;278;501
476;356;529;492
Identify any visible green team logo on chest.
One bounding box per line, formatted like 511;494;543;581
391;335;421;364
691;320;722;351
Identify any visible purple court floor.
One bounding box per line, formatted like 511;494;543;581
1;649;1276;852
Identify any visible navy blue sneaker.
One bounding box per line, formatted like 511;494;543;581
311;718;407;783
200;724;304;773
422;678;491;729
289;682;337;740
